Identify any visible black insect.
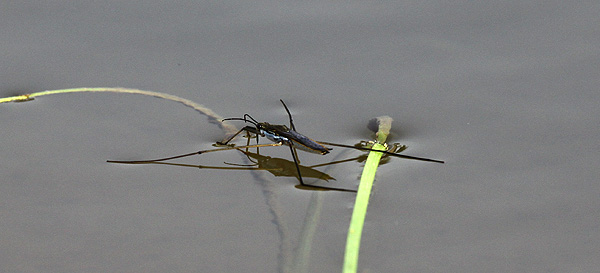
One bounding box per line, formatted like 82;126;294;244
108;100;443;192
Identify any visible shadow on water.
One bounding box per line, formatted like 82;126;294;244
108;148;368;190
108;143;404;273
108;143;405;191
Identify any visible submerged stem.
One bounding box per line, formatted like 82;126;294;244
0;87;238;135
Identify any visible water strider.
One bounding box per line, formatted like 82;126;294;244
108;100;444;192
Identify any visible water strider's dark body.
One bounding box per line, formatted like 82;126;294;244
263;124;331;155
224;123;331;155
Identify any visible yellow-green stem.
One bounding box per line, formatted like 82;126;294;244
0;87;238;135
343;116;392;273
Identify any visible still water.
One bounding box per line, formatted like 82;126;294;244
1;1;598;272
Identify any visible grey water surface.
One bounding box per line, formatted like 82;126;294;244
1;1;598;272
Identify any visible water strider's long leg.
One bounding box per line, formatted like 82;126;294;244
317;141;444;163
308;156;363;168
241;131;260;164
108;160;267;170
279;99;296;131
287;142;356;193
288;144;303;183
216;126;259;145
107;142;283;164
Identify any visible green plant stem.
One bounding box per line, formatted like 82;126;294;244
343;116;392;273
0;87;238;135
